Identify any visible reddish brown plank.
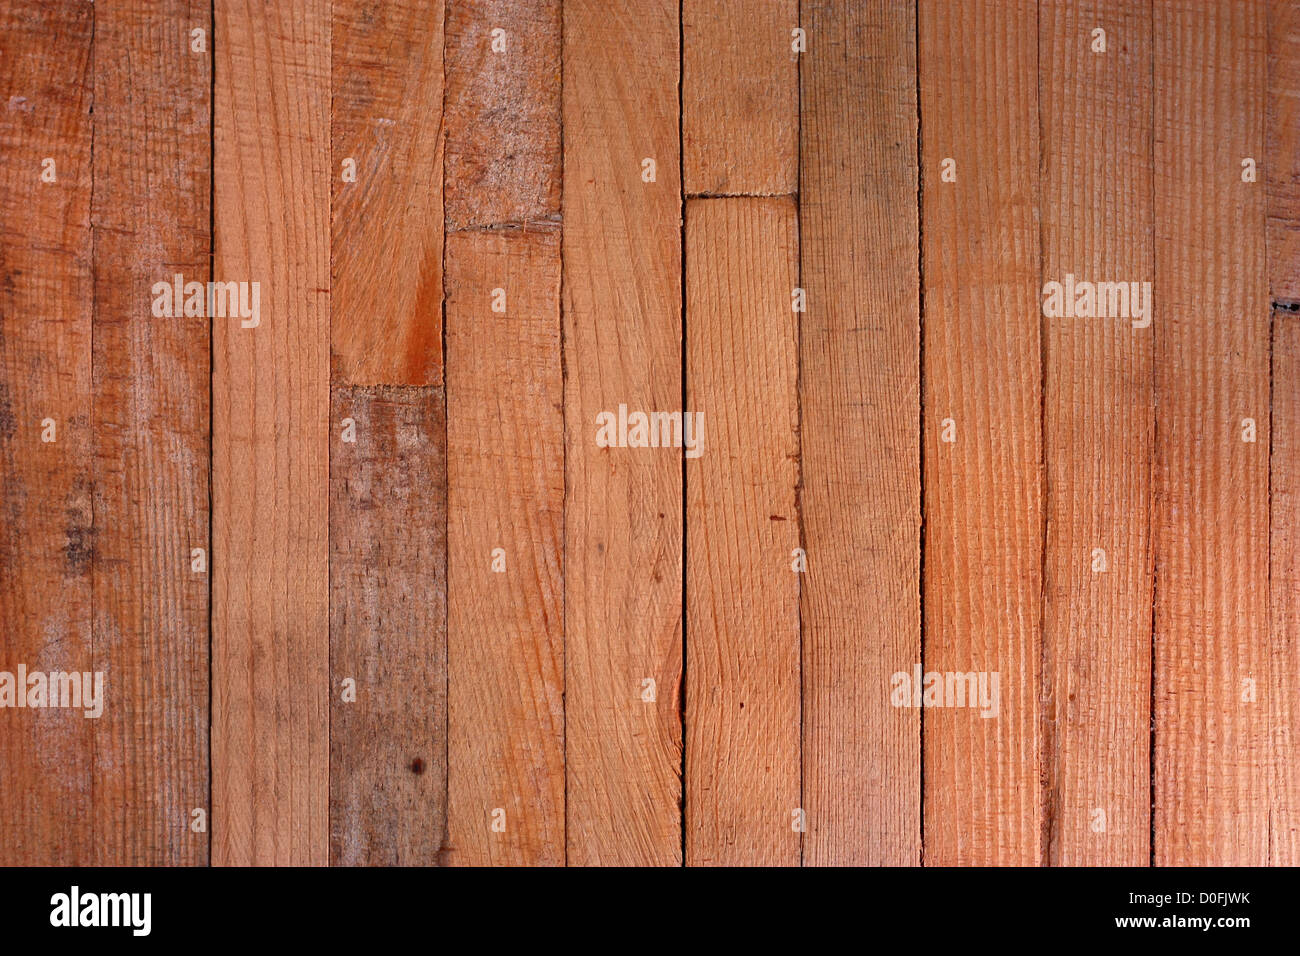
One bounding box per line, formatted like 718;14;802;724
332;0;445;385
1038;0;1153;866
445;224;564;865
563;0;683;866
920;0;1042;866
90;0;211;866
212;0;331;866
330;386;446;865
799;0;921;867
685;196;800;866
1153;0;1283;865
1268;310;1300;864
1268;0;1300;301
0;0;95;866
683;0;797;196
444;0;561;228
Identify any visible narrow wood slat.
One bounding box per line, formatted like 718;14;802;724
685;196;799;866
1268;0;1300;301
212;0;331;866
919;0;1042;866
446;225;564;865
1267;0;1300;865
0;0;94;866
331;0;444;385
1038;0;1152;866
330;386;446;865
1153;0;1281;866
563;0;683;866
1268;311;1300;864
444;0;561;228
682;0;797;196
799;0;920;867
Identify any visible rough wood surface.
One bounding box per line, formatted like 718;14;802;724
1038;0;1153;866
330;386;446;866
0;0;95;866
919;0;1042;866
445;224;564;865
212;0;331;867
683;0;797;196
1268;309;1300;865
90;0;211;866
563;0;684;866
444;0;561;228
1268;0;1300;301
332;0;445;385
685;197;799;866
1152;0;1281;866
799;0;920;867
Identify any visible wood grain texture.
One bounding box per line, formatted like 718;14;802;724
212;0;331;867
1152;0;1283;866
90;0;211;866
919;0;1042;866
684;197;799;866
446;225;564;865
330;386;446;865
683;0;797;196
331;0;444;386
799;0;920;867
0;0;94;866
1268;0;1300;300
563;0;683;866
444;0;561;228
1268;309;1300;864
1038;0;1152;866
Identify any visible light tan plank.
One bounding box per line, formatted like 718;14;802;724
683;0;797;196
685;196;799;866
212;0;331;866
799;0;921;868
446;224;564;865
563;0;683;866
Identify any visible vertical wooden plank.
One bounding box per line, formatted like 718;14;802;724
563;0;683;866
1038;0;1152;866
212;0;331;866
1268;0;1300;301
90;0;210;867
445;225;564;865
684;197;799;865
800;0;919;867
331;0;444;386
444;0;561;228
1268;312;1300;866
683;0;797;196
919;0;1042;866
1268;0;1300;865
330;386;446;865
0;0;94;866
1153;0;1281;865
